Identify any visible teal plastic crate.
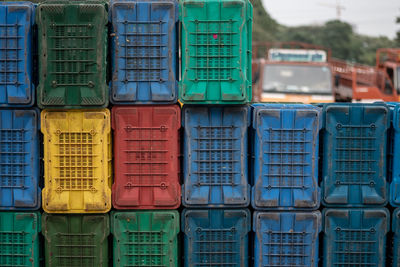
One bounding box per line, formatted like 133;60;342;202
0;212;40;267
179;0;253;104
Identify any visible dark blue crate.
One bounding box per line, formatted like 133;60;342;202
0;2;34;107
0;109;40;209
182;106;250;207
323;208;389;267
390;103;400;206
110;0;178;104
322;103;389;207
251;104;321;210
392;208;400;266
253;211;321;267
182;209;250;267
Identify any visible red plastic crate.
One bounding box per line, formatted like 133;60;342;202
112;106;181;209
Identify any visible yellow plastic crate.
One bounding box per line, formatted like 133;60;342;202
41;109;112;213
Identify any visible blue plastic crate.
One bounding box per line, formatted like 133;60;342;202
251;104;321;210
323;208;389;267
182;209;250;267
253;211;321;267
110;0;178;104
0;109;40;209
392;208;400;266
322;103;389;207
182;106;250;207
389;103;400;206
0;2;34;107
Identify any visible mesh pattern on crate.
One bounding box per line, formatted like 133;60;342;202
193;229;238;266
0;23;22;88
0;231;28;266
119;21;167;82
333;228;376;266
55;233;95;267
49;24;96;87
124;126;169;187
263;230;310;266
0;129;27;188
124;230;166;266
189;20;237;81
194;126;239;185
56;132;97;192
335;124;376;185
264;128;311;189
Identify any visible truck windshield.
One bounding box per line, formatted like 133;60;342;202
262;64;332;94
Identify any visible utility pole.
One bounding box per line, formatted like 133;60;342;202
318;0;345;20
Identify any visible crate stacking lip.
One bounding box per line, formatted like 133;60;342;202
182;106;250;207
42;213;109;267
179;0;253;104
323;208;389;267
36;0;108;108
390;103;400;206
252;104;321;210
0;2;34;107
182;209;250;267
41;109;111;213
253;211;321;267
322;103;389;207
111;211;179;267
0;109;40;210
0;212;40;267
112;106;181;209
110;0;178;104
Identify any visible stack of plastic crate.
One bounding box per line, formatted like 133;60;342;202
36;1;111;265
321;103;390;267
179;0;253;266
0;2;41;266
251;104;322;267
109;0;180;266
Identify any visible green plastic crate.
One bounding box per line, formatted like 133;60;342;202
0;212;40;267
36;0;108;108
111;211;179;267
42;213;109;267
179;0;253;104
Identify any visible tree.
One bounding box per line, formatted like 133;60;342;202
396;16;400;45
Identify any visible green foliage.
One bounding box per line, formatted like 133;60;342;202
252;1;398;65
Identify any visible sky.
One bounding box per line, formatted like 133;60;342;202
262;0;400;39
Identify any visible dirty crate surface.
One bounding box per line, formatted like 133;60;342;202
0;109;41;210
36;0;108;108
110;0;178;104
322;103;389;207
179;0;253;104
0;2;35;107
0;212;40;267
251;104;321;210
322;208;389;267
182;106;250;207
390;103;400;206
111;211;179;267
42;213;109;267
41;109;111;213
182;209;250;267
112;106;181;209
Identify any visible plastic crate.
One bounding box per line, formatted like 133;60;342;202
251;104;321;210
112;106;181;209
179;0;253;104
323;208;389;267
253;211;321;267
36;0;108;108
390;103;400;206
111;211;179;267
182;106;250;207
41;109;111;213
322;103;389;207
392;208;400;266
182;209;250;267
0;109;40;210
110;0;178;104
0;2;35;107
0;212;40;267
42;213;109;267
